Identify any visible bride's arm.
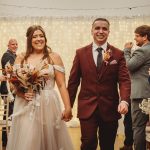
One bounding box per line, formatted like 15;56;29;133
50;52;72;122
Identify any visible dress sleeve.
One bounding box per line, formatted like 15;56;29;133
53;65;65;73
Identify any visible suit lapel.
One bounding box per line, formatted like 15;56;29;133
86;44;98;76
85;43;115;80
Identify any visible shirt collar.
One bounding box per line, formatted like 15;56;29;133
92;42;108;52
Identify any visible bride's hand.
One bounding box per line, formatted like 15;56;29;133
61;108;73;122
24;92;35;101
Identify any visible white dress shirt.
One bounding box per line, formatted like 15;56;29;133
92;42;108;66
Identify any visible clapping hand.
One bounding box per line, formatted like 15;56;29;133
124;42;133;49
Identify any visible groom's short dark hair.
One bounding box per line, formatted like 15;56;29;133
92;18;110;27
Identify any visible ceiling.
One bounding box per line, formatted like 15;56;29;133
0;0;150;17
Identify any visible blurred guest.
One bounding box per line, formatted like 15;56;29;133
0;38;18;149
124;25;150;150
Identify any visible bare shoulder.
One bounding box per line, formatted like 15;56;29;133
15;52;25;64
49;52;64;66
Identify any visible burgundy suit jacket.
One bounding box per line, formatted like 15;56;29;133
68;43;131;122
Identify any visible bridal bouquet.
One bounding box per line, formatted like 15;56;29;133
5;60;50;94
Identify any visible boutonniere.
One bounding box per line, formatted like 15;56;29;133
103;49;112;65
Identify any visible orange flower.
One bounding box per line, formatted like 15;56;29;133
103;49;112;65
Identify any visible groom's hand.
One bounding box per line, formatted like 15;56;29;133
118;102;128;114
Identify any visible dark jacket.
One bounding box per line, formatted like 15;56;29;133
0;50;16;94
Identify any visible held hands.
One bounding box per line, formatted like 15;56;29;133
118;102;128;114
61;107;73;122
124;42;133;49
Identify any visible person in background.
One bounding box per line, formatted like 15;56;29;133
6;25;74;150
124;25;150;150
68;18;131;150
0;38;18;150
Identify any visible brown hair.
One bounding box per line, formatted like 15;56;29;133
135;25;150;41
21;25;52;65
92;18;110;27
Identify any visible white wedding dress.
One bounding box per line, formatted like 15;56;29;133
6;64;74;150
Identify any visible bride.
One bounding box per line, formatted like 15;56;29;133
6;25;74;150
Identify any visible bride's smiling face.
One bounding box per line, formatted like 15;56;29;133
32;29;46;52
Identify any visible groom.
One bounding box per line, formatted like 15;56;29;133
68;18;131;150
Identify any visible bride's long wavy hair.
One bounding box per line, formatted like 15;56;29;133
21;25;52;65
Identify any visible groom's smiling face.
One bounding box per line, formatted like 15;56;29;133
91;20;110;46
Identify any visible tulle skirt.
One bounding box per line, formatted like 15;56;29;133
6;89;74;150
